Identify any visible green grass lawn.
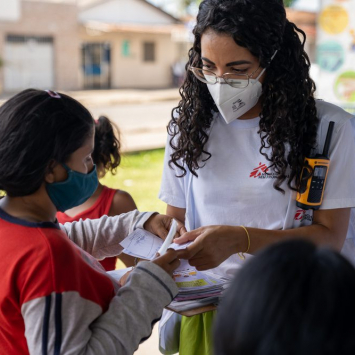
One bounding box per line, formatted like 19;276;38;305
101;148;167;214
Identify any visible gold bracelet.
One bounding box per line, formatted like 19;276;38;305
238;225;250;260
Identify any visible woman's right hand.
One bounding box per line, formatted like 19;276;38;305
152;249;180;277
174;225;246;270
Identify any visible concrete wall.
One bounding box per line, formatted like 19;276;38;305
0;1;80;92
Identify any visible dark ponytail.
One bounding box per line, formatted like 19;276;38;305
92;116;121;175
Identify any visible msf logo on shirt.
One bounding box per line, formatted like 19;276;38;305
294;209;313;222
232;99;245;112
250;162;269;178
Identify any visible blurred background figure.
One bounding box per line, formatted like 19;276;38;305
214;239;355;355
171;59;186;87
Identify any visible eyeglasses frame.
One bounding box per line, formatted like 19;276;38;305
189;65;262;88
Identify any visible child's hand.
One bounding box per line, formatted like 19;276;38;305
152;249;180;277
144;213;186;240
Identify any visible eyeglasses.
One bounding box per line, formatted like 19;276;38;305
189;66;261;88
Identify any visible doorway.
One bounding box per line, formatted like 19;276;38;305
82;42;111;89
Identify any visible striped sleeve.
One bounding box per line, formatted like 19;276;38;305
22;261;178;355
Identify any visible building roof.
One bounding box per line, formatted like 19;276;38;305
83;20;186;35
24;0;181;22
79;0;181;24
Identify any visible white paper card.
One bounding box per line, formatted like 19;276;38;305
120;229;163;260
120;229;192;260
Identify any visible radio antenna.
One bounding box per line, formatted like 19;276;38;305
322;121;335;159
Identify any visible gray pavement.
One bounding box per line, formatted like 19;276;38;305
67;88;180;107
88;99;178;152
134;326;160;355
67;88;180;153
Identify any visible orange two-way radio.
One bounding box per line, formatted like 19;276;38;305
296;121;335;210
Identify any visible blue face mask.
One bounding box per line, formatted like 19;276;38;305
46;164;98;212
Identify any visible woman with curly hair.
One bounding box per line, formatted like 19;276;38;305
158;0;355;353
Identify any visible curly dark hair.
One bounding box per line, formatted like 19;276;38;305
168;0;318;192
92;116;121;175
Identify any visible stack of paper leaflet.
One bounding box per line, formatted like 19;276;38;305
119;228;229;314
168;259;229;312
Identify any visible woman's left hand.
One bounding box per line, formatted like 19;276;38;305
175;225;246;270
144;213;186;240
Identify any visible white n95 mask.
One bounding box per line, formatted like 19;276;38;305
207;68;265;124
207;51;277;124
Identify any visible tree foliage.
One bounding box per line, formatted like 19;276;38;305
182;0;201;8
283;0;295;7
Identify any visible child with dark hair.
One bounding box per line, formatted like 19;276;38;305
57;115;137;270
0;89;181;355
214;239;355;355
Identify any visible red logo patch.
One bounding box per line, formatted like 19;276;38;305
294;209;305;221
250;162;269;178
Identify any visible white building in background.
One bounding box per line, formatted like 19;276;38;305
0;0;190;93
0;0;80;93
79;0;189;89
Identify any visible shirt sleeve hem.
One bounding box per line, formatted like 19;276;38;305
134;212;156;230
158;192;186;209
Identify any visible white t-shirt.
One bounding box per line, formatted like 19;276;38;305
159;100;355;275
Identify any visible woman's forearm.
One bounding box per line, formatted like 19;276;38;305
234;208;351;255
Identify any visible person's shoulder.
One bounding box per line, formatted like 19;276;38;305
8;227;77;299
0;218;65;252
108;189;137;216
41;227;80;260
316;100;353;130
